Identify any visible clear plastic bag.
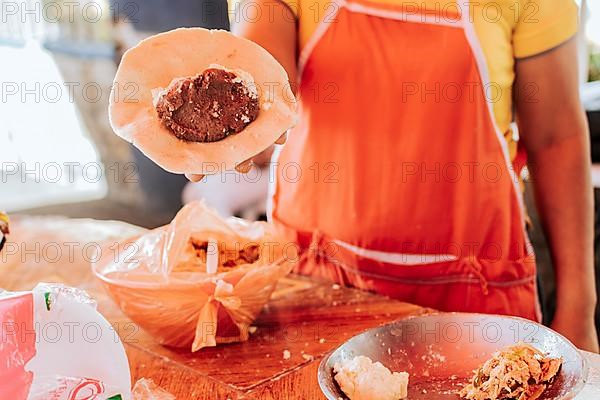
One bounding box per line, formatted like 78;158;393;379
93;201;297;351
132;378;176;400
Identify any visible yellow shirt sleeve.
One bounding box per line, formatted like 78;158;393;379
513;0;579;59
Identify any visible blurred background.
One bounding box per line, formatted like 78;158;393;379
2;0;600;325
0;0;231;227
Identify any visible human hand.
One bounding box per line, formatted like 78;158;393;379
185;132;287;182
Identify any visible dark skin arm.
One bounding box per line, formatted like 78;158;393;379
230;0;298;83
515;38;599;352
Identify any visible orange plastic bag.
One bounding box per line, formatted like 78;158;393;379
92;201;297;351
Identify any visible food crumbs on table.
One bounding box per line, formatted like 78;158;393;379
319;338;326;344
302;354;314;361
332;284;341;290
248;326;257;334
283;350;291;360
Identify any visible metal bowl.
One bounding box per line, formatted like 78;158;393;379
319;313;588;400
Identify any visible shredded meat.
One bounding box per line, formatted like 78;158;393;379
460;344;562;400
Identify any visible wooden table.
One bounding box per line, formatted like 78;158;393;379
2;216;600;399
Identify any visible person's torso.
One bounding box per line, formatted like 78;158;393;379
272;0;528;260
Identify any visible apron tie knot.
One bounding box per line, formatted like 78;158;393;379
463;256;489;296
301;230;348;284
308;229;327;260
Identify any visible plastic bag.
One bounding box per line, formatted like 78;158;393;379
0;283;175;400
132;378;175;400
93;201;297;351
0;283;130;399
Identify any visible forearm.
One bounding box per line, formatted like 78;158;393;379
515;38;597;321
527;132;596;316
230;0;298;86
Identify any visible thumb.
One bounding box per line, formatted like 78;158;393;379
185;173;205;182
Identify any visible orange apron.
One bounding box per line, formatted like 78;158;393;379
270;0;541;321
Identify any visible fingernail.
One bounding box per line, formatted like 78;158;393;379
186;173;205;182
275;132;287;145
235;159;253;173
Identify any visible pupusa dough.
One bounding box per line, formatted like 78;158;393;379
109;28;297;175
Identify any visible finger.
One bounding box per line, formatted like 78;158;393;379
185;173;205;182
275;132;287;145
235;158;254;173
